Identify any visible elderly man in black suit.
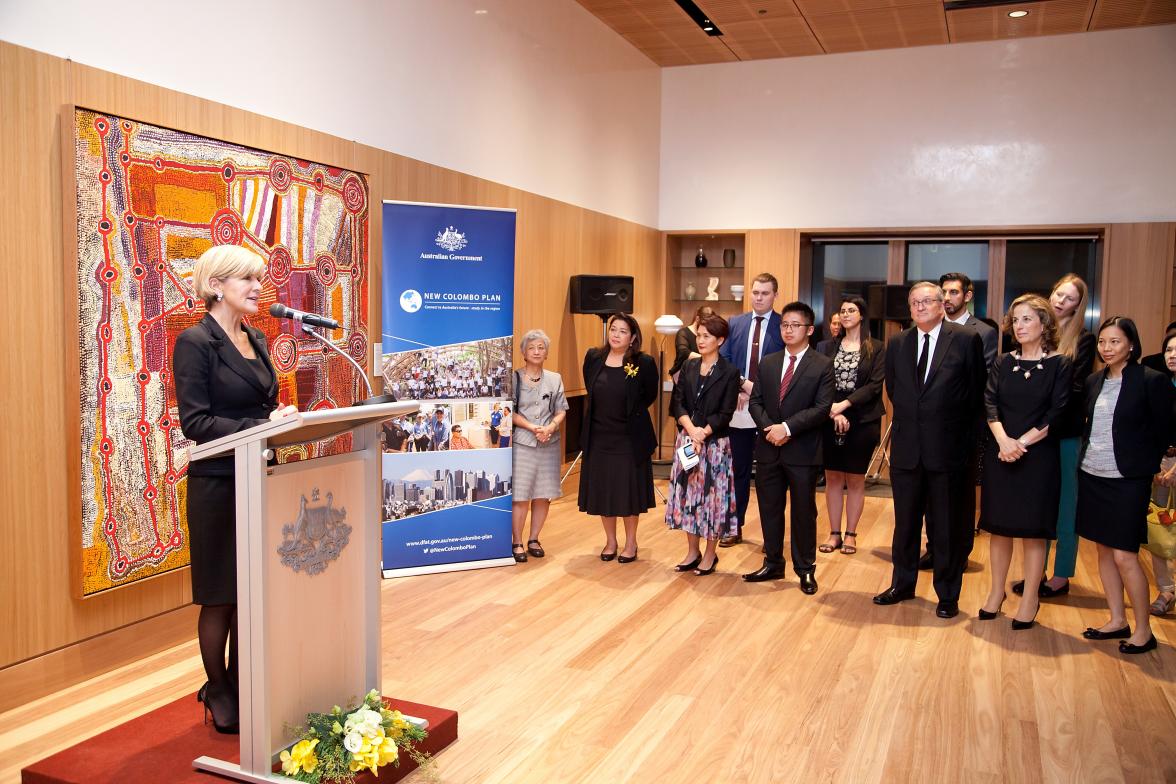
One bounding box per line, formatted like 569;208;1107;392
874;282;986;618
743;301;835;594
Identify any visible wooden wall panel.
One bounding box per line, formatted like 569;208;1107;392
1102;222;1176;353
0;39;662;706
746;229;801;303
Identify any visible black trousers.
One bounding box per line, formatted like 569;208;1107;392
891;463;974;602
729;426;758;530
754;460;819;575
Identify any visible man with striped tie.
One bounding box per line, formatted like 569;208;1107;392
743;301;835;595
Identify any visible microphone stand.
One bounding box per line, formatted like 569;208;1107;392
299;324;397;406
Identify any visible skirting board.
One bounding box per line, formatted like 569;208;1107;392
0;604;198;712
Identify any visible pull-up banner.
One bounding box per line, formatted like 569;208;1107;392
379;201;516;577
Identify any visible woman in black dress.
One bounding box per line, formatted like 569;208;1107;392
977;295;1072;628
1077;317;1172;654
1015;274;1096;599
817;296;884;556
173;246;298;732
579;313;658;563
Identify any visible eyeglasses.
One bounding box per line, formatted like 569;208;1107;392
780;322;810;331
838;309;859;316
910;297;940;310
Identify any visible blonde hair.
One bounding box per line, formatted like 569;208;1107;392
1003;294;1059;353
192;245;266;307
1051;273;1089;360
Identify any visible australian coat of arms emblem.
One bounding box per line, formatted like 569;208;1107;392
276;488;352;575
435;226;468;252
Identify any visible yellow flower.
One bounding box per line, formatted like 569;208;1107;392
280;738;319;775
624;362;638;378
331;721;343;734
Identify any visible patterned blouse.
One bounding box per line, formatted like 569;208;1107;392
833;346;862;394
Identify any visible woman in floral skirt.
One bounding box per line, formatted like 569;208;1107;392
666;313;741;575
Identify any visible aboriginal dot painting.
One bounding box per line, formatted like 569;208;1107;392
73;109;369;596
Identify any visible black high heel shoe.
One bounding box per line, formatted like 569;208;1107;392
978;595;1005;621
1011;606;1040;631
694;555;718;576
675;555;702;572
197;682;209;702
200;682;240;734
618;548;638;564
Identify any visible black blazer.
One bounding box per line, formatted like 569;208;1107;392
669;356;741;440
817;336;886;424
580;349;658;458
884;322;986;473
1055;330;1096;440
173;314;279;476
1079;363;1172;478
749;348;835;466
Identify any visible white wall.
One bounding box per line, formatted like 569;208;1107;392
0;0;662;227
659;25;1176;230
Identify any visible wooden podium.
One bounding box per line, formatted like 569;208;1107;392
187;402;419;783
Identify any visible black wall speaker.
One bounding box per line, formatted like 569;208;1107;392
570;274;634;315
867;284;910;321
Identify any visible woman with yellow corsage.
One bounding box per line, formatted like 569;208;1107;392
578;313;658;563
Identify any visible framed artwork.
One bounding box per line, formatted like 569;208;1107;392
69;107;369;596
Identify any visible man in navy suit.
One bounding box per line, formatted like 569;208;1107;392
719;272;785;546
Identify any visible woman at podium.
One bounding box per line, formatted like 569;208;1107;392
173;246;297;733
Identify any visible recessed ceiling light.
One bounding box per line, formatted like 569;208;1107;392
474;8;488;14
1007;9;1029;17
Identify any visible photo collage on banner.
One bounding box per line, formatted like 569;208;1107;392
380;201;516;576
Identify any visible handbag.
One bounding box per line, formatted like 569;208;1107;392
1145;486;1176;560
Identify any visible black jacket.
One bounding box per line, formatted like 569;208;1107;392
749;347;835;466
580;349;658;458
173;314;279;476
817;336;886;424
1080;363;1173;478
1055;330;1096;440
669;355;741;440
884;322;987;473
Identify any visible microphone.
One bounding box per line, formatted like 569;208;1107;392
269;303;340;330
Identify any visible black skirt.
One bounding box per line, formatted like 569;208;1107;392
187;475;237;605
822;419;880;475
1075;471;1151;552
578;446;655;517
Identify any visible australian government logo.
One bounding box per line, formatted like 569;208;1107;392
276;488;352;575
421;226;484;262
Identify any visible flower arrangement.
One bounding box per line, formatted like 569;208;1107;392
280;690;430;783
623;362;639;378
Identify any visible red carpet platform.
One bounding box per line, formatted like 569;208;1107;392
22;694;457;784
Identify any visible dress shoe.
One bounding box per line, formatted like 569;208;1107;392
978;595;1004;621
695;555;719;576
936;601;959;619
742;566;786;582
617;548;638;564
675;555;702;572
512;543;527;563
600;548;618;562
873;587;915;605
1119;635;1158;655
917;551;933;571
799;572;818;595
719;534;743;547
526;539;545;558
1011;607;1039;630
1038;580;1069;599
1082;625;1131;640
200;682;240;735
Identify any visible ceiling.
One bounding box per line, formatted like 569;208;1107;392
574;0;1176;65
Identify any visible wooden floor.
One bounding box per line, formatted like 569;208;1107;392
4;483;1176;783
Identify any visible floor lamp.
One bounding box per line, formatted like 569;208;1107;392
653;314;684;464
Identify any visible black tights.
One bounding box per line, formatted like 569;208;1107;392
198;606;237;691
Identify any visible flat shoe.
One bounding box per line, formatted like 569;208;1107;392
840;532;858;556
1150;593;1175;616
512;543;527;563
600;549;617;562
1082;626;1131;640
1119;635;1158;654
526;539;545;558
